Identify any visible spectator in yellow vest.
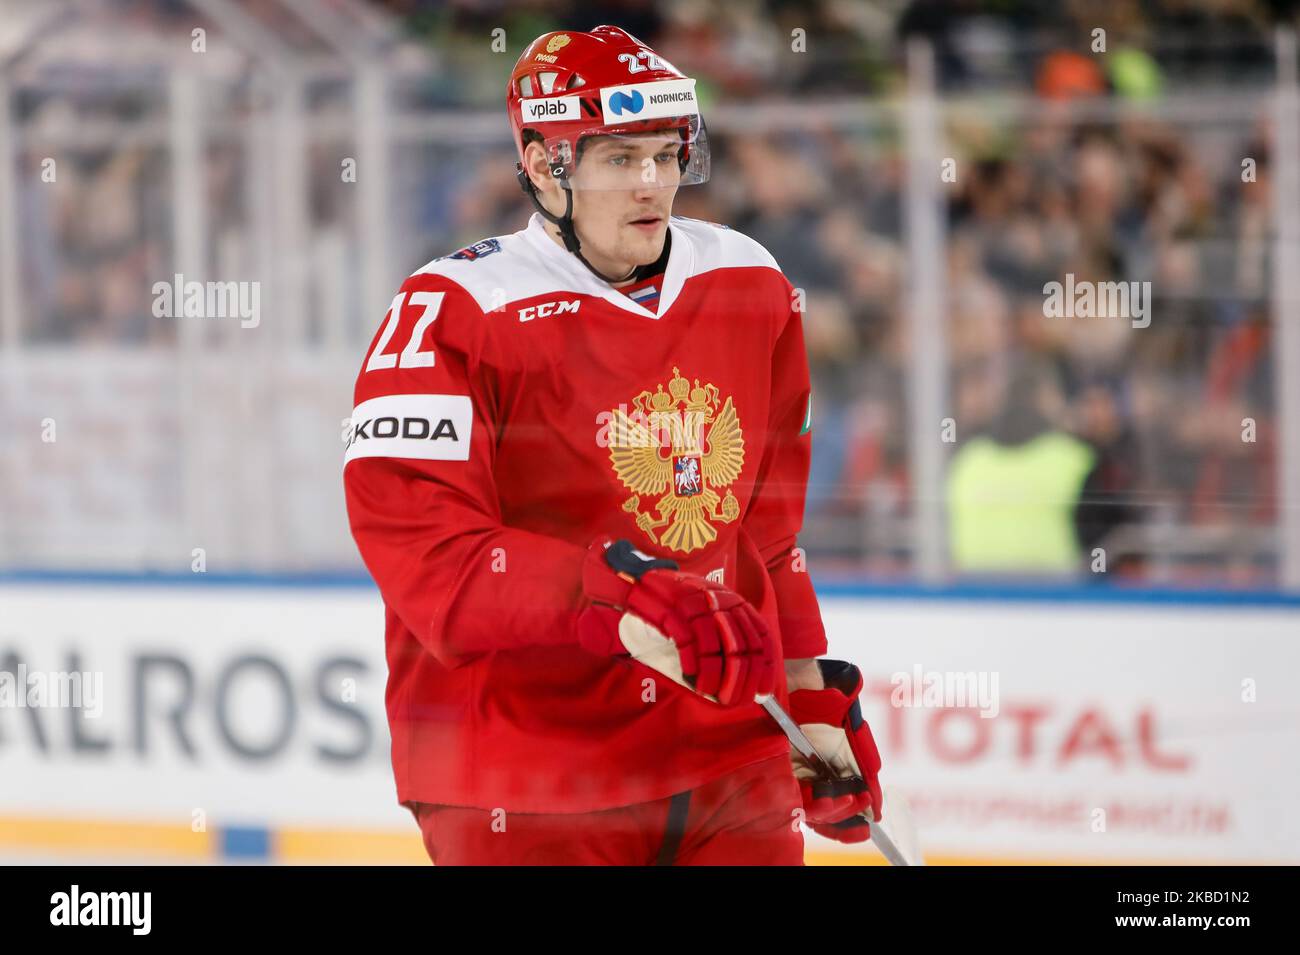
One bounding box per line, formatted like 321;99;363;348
946;367;1097;574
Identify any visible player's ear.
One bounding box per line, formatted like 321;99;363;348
522;140;553;194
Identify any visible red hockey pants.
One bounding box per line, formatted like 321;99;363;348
411;754;805;865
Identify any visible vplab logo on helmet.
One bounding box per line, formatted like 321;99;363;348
600;79;697;124
521;96;580;123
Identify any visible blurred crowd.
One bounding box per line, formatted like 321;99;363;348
5;0;1295;582
385;0;1291;102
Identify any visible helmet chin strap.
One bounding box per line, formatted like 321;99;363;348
517;165;654;285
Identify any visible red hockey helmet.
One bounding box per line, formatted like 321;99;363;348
506;25;710;192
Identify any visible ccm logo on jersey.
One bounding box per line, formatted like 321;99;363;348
519;299;581;322
344;394;472;464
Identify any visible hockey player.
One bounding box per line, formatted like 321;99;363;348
344;25;883;865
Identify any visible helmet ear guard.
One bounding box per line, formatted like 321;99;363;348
514;158;582;256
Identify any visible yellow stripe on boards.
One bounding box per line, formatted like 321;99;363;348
275;828;429;864
0;815;212;859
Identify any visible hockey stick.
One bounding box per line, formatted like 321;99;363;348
756;694;924;866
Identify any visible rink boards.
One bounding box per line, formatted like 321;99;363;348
1;577;1297;865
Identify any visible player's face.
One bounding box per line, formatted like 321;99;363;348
569;134;681;274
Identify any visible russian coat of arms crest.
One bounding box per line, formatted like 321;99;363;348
606;366;744;554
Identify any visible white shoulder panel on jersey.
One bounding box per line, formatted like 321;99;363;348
669;215;783;279
408;214;786;319
411;226;573;314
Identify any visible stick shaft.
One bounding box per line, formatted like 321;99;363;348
756;693;909;866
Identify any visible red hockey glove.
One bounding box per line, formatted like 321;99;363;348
577;538;777;706
788;659;883;843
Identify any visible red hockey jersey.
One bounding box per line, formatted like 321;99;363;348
344;213;827;813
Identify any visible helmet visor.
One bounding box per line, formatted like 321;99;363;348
541;116;710;191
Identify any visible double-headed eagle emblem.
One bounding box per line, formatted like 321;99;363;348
606;366;743;554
